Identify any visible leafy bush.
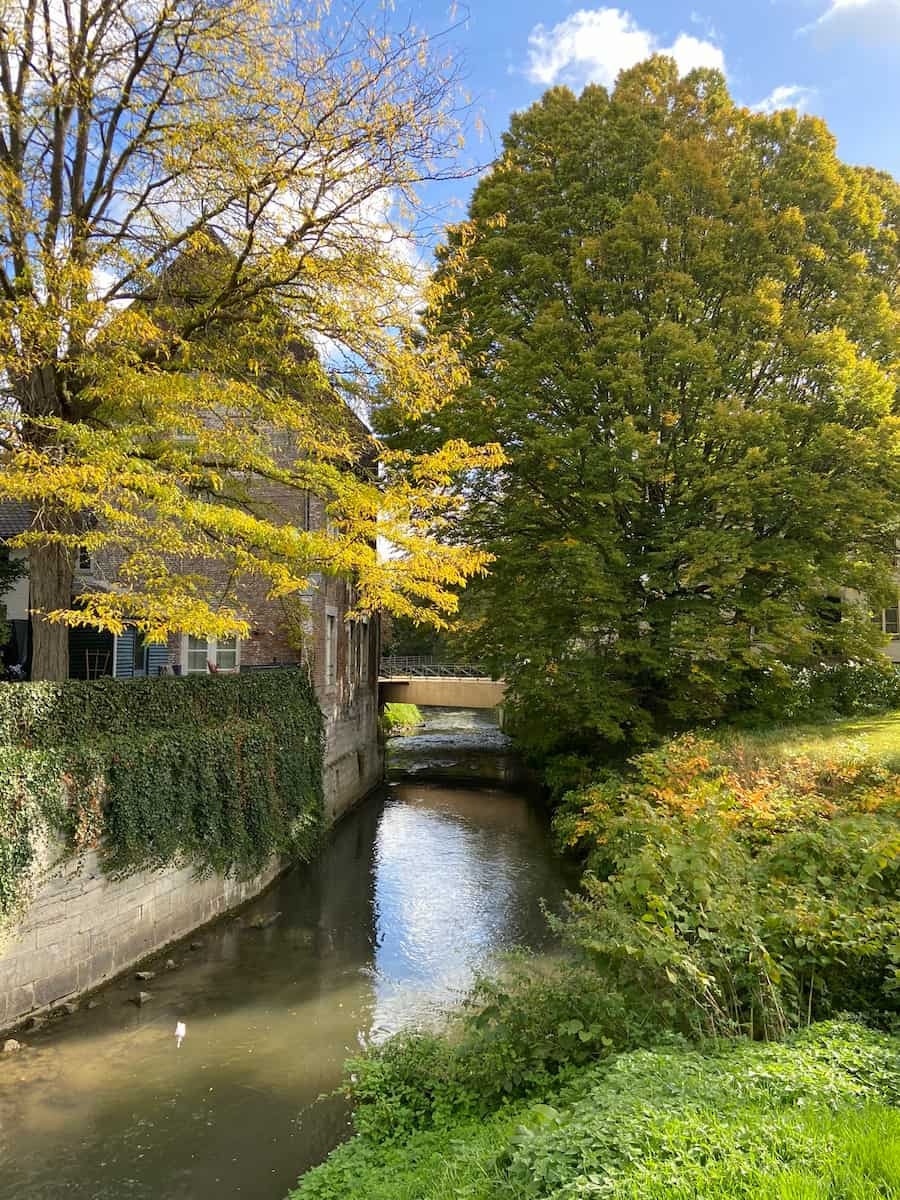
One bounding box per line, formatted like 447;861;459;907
499;1022;900;1200
381;702;423;735
738;660;900;725
0;669;324;923
292;1021;900;1200
553;729;900;1037
340;958;644;1143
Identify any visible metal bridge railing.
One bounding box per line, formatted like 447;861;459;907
379;656;492;679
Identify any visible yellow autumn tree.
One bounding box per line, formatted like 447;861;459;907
0;0;498;679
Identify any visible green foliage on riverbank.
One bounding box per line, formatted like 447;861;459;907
382;702;423;735
553;714;900;1038
292;1022;900;1200
0;670;324;923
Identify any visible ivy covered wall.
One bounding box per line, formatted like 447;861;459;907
0;669;325;925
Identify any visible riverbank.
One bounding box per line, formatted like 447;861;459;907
292;1020;900;1200
292;708;900;1199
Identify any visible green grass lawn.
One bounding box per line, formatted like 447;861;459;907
715;707;900;772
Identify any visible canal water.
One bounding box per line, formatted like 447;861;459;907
0;708;568;1199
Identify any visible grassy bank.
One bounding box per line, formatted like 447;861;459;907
292;708;900;1199
293;1022;900;1199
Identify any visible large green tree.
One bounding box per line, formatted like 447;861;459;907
382;58;900;753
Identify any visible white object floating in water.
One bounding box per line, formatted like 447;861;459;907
174;1021;187;1049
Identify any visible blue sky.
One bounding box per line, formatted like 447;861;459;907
403;0;900;220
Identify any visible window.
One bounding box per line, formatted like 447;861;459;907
359;620;369;681
325;612;338;686
77;546;92;572
184;635;241;673
873;602;900;637
132;630;148;676
216;636;237;671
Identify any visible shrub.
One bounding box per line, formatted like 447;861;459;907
339;958;646;1143
381;702;423;735
292;1021;900;1200
737;660;900;725
553;731;900;1037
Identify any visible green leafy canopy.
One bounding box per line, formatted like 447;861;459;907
382;57;900;754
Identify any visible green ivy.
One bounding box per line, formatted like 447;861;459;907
0;669;324;925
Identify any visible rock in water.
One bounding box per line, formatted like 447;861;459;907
2;1039;22;1054
135;970;156;981
134;991;153;1006
248;912;282;930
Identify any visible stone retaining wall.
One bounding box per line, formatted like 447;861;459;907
0;844;285;1030
0;702;383;1031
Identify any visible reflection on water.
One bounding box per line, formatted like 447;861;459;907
0;708;566;1200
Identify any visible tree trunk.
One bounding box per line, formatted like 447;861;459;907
29;540;74;682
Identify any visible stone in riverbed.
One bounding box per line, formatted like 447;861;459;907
62;1001;79;1016
133;991;153;1006
135;971;156;981
165;959;177;970
2;1039;22;1054
247;912;281;930
189;941;203;950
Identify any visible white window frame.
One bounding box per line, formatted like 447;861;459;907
874;601;900;638
181;634;241;674
324;607;339;689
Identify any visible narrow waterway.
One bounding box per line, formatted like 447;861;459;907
0;707;568;1200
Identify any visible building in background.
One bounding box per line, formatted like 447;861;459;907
0;490;382;820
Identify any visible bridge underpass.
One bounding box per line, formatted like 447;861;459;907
379;657;506;710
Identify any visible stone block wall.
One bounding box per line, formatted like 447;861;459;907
0;841;284;1030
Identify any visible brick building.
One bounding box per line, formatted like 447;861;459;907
0;470;384;819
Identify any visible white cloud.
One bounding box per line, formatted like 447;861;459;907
805;0;900;44
525;7;725;90
752;84;817;114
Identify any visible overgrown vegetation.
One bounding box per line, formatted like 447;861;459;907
736;659;900;726
292;1021;900;1199
0;670;324;924
382;703;424;735
553;718;900;1039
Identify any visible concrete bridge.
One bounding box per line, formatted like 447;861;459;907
379;657;506;710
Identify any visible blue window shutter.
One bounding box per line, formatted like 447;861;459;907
115;629;135;679
147;642;170;676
